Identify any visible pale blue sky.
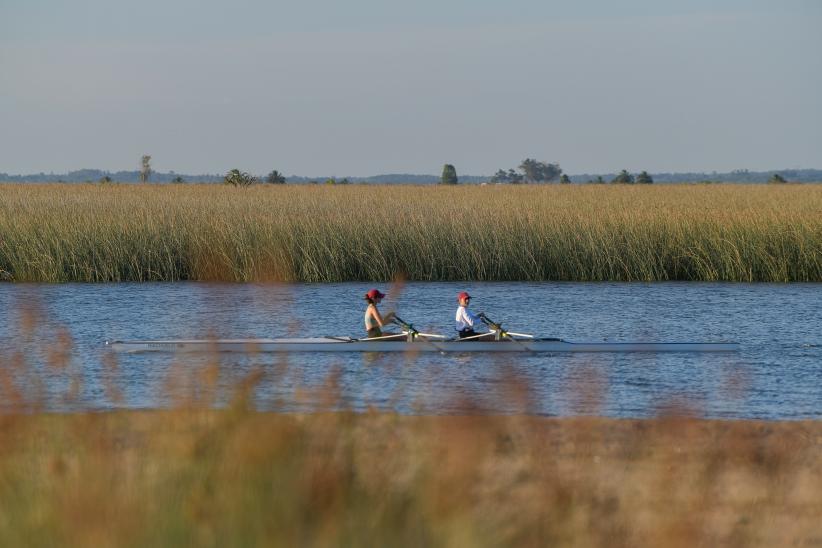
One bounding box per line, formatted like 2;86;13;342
1;0;820;176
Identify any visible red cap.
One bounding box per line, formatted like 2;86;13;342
366;289;386;300
457;291;471;301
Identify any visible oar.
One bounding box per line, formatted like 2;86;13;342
357;332;408;342
478;313;503;335
455;330;499;342
478;313;536;351
504;331;534;339
392;316;447;353
391;315;418;338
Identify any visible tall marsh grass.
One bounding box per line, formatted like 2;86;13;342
1;183;820;282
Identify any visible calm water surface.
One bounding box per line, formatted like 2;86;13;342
1;282;819;419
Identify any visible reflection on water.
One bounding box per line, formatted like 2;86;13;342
0;282;820;419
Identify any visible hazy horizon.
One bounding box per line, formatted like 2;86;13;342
2;0;820;176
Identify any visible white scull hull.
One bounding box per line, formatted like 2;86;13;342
106;338;739;353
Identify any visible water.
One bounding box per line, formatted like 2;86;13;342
1;282;820;419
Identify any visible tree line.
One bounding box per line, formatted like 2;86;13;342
442;161;654;185
2;154;817;184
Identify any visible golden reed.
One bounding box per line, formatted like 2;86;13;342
1;183;820;282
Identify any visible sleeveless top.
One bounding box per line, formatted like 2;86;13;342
364;304;378;330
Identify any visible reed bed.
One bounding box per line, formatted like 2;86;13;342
1;183;820;282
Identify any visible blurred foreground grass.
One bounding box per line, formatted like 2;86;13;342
1;408;821;547
1;183;820;282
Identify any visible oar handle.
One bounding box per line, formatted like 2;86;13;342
479;313;530;340
392;315;418;334
478;313;536;352
478;313;503;331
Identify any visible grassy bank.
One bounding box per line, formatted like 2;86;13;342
1;183;820;282
1;410;820;547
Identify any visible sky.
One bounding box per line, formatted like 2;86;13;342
1;0;820;176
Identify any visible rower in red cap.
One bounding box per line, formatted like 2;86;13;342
364;289;396;338
455;291;490;339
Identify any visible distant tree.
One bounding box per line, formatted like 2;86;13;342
99;175;112;184
611;170;635;184
490;169;509;184
139;155;152;183
593;176;606;184
265;170;286;184
559;174;571;184
636;171;654;184
518;159;562;183
768;173;787;184
223;169;258;187
322;177;350;185
519;159;539;182
441;164;458;185
171;175;185;184
490;169;523;184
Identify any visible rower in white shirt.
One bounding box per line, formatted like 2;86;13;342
455;291;490;339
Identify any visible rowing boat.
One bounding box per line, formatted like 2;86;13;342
106;337;739;353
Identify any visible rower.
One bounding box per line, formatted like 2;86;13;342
455;291;490;339
364;289;396;338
